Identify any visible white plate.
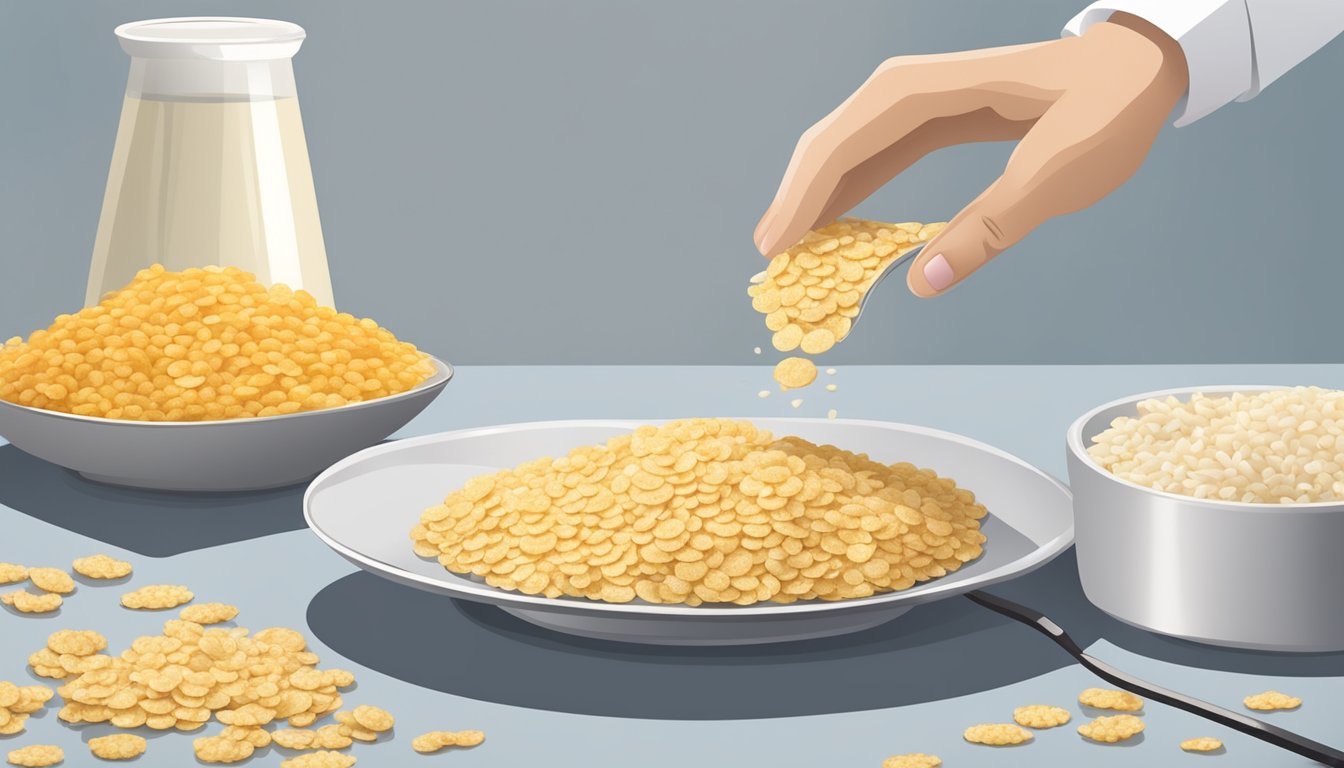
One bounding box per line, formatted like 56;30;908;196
0;357;452;492
304;418;1073;645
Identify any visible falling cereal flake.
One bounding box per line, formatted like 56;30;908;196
757;390;771;399
773;357;817;390
826;368;837;375
827;409;837;420
790;399;803;409
825;384;837;392
753;347;762;355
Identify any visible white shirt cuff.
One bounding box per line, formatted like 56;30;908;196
1062;0;1254;127
1241;0;1344;100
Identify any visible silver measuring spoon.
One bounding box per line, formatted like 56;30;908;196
854;243;926;320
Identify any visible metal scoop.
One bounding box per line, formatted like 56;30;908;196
854;243;925;320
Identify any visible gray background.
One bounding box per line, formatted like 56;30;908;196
1;0;1340;364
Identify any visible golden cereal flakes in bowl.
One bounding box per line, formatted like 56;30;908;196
1;264;434;421
412;418;989;606
0;265;451;491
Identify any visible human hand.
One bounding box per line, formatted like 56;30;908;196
753;13;1189;297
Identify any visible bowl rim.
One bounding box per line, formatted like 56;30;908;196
0;355;452;429
1067;384;1344;512
303;416;1077;619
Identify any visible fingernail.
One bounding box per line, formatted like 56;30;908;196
923;254;954;291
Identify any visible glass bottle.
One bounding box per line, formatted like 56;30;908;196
89;17;334;307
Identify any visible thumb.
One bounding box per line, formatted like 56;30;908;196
906;180;1033;298
906;79;1176;298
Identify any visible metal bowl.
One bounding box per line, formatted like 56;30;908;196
1067;385;1344;652
0;356;452;492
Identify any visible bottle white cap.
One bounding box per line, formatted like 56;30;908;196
115;17;305;61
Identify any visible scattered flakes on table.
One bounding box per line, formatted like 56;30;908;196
1078;714;1145;743
1243;690;1300;711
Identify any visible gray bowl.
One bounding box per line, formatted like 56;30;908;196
0;356;452;492
1067;385;1344;652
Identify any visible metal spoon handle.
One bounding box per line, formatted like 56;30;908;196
965;590;1344;767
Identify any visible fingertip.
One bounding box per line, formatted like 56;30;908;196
761;218;811;260
753;206;777;254
905;251;943;298
758;225;783;259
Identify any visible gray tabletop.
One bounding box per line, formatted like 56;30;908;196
3;365;1342;768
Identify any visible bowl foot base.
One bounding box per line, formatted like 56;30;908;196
77;471;309;493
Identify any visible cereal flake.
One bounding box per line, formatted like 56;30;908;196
87;733;146;760
192;736;254;764
45;630;107;657
774;357;817;390
1244;690;1300;711
280;751;357;768
881;754;941;768
27;568;74;595
120;585;193;610
1180;736;1223;752
1;591;61;614
411;730;486;753
1078;714;1146;743
0;564;27;585
1013;704;1071;729
180;602;239;625
963;723;1032;746
1079;687;1143;711
5;745;62;767
71;555;132;580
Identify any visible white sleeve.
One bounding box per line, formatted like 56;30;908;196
1062;0;1253;127
1064;1;1344;125
1238;0;1344;101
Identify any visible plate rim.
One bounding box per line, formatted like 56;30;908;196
304;417;1075;619
0;355;453;429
